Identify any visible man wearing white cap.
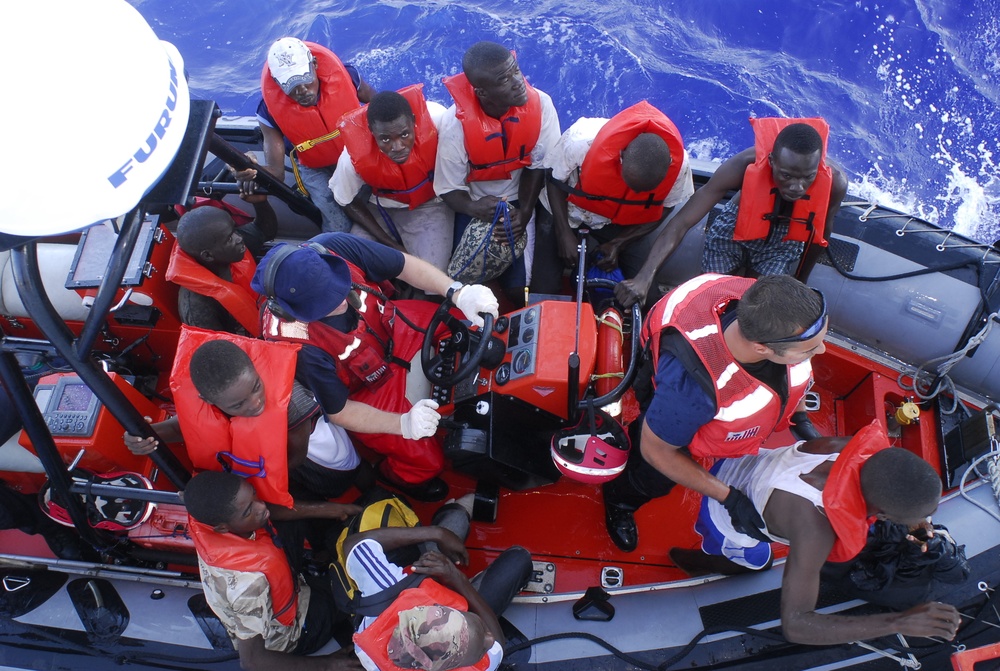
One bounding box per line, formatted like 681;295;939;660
254;37;375;233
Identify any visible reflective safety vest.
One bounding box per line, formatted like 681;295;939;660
261;42;360;168
189;517;299;627
165;246;262;337
822;420;887;562
642;274;813;458
442;72;542;183
353;578;491;671
339;84;439;209
566;101;686;225
261;252;397;394
734;117;833;246
170;326;299;507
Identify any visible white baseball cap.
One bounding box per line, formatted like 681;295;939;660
267;38;315;95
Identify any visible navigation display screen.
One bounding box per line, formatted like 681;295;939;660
56;383;94;412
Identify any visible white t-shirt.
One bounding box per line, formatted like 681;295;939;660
306;415;360;471
330;101;449;207
544;116;695;229
433;88;561;204
346;538;503;671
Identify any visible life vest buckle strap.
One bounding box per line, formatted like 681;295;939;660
216;452;267;479
294;129;341;153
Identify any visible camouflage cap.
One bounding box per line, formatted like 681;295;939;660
387;605;471;671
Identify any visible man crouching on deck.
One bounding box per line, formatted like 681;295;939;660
670;421;961;645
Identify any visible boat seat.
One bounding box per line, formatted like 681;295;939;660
0;245;90;321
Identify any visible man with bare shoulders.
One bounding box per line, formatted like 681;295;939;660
671;425;961;645
616;118;849;308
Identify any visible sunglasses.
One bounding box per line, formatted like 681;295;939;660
763;290;828;344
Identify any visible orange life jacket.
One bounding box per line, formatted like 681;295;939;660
353;579;491;671
339;84;438;209
567;101;686;225
822;420;888;562
165;246;262;337
642;274;812;458
260;42;360;168
734;117;833;246
261;253;397;394
170;326;299;507
188;517;299;627
442;73;542;183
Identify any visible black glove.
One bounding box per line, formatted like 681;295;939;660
722;487;771;542
789;410;822;442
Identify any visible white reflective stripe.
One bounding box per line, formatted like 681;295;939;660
338;337;362;360
357;292;369;314
275;319;310;340
714;386;774;422
789;360;812;387
685;324;719;341
551;451;627;478
660;274;726;325
715;362;740;390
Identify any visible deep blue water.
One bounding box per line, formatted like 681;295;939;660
130;0;1000;243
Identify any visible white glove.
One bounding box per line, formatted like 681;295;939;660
454;284;499;329
400;399;440;440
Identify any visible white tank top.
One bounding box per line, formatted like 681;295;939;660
714;442;837;543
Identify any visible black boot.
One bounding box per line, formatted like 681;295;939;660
603;501;638;552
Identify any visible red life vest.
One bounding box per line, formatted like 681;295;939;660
260;42;360;168
188;517;299;627
339;84;438;209
734;117;833;246
353;579;491;671
822;420;888;562
170;326;299;507
567;101;686;225
442;73;542;183
642;274;813;458
165;246;262;337
261;253;397;394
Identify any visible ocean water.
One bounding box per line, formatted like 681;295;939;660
130;0;1000;243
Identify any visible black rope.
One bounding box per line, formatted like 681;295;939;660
503;625;791;671
501;616;973;670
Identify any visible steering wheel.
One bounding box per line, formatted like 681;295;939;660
421;301;495;387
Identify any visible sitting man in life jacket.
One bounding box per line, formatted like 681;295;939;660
331;88;454;273
166;199;276;337
125;332;365;563
343;498;531;671
252;37;375;234
544;101;695;277
670;423;961;645
615;118;849;308
434;41;562;301
603;274;827;552
252;233;499;503
184;471;365;671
